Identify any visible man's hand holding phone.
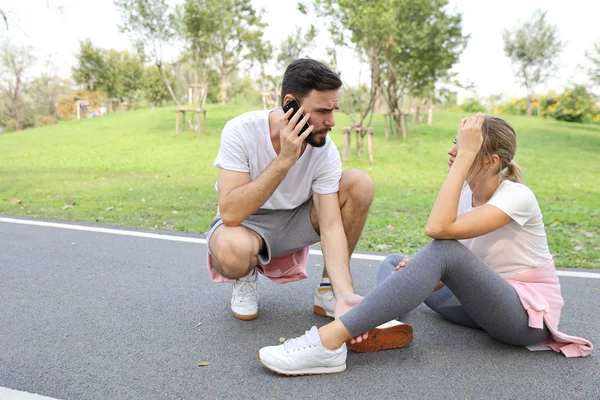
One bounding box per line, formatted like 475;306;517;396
278;106;314;166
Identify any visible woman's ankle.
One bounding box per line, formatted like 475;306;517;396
318;321;351;350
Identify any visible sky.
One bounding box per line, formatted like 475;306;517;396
3;0;599;102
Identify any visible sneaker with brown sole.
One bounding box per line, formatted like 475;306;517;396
347;320;413;353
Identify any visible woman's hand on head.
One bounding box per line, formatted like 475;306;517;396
457;113;485;156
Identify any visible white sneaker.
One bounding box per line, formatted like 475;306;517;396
259;326;347;376
313;285;336;318
347;319;414;353
231;269;258;320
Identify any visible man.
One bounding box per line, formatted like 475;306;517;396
206;58;374;321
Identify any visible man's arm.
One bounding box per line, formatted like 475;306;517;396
218;160;292;226
218;108;314;226
312;192;354;298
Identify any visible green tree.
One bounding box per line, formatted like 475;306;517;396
276;26;317;69
384;0;467;137
227;71;262;107
258;24;316;105
177;0;270;105
115;0;180;106
72;39;107;92
104;49;145;100
0;41;35;131
313;0;466;138
503;10;564;116
142;64;173;105
209;0;268;105
73;40;145;101
313;0;393;129
177;0;219;107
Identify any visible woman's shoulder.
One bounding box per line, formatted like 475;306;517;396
491;180;540;212
497;180;535;198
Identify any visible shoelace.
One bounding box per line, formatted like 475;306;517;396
321;289;335;303
233;277;257;302
283;330;316;352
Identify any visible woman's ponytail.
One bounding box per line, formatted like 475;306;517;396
502;161;525;184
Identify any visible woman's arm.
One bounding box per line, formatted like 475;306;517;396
425;113;513;240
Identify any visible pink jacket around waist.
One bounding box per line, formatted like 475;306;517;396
505;258;593;357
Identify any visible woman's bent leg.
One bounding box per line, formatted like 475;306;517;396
340;240;549;347
377;253;480;328
424;287;480;329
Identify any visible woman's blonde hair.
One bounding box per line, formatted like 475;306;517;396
468;116;525;184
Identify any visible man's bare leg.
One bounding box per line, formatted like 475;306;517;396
310;168;374;276
209;224;265;320
208;224;263;279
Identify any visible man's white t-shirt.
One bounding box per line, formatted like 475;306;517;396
213;109;342;210
458;180;552;278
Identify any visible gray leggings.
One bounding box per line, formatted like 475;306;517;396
340;240;550;347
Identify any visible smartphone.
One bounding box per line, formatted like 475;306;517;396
282;98;314;141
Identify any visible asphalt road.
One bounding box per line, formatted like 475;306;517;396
1;217;598;400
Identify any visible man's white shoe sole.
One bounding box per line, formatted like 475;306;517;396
313;304;334;318
232;310;258;321
258;353;346;376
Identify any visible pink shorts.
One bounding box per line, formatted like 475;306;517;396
207;246;310;284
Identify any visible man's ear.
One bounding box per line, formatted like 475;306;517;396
282;94;294;105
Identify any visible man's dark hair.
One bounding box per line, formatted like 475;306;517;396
280;58;342;105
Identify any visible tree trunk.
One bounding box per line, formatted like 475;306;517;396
526;97;532;117
220;71;228;105
157;63;193;128
358;53;380;127
157;63;179;106
428;106;434;125
392;111;408;140
13;100;23;130
12;75;23;130
201;67;209;110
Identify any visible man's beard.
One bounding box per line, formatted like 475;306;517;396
307;130;328;147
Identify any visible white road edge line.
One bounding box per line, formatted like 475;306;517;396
2;217;599;279
0;386;62;400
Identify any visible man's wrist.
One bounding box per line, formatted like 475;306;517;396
274;154;294;170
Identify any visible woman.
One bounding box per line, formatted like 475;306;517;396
258;113;592;376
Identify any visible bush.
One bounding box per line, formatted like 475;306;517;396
546;85;598;123
0;113;35;132
143;67;173;106
227;75;262;107
460;97;485;113
35;115;58;127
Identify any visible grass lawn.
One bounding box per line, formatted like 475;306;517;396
1;104;599;268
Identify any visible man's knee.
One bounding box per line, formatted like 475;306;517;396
340;169;374;205
209;227;259;278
